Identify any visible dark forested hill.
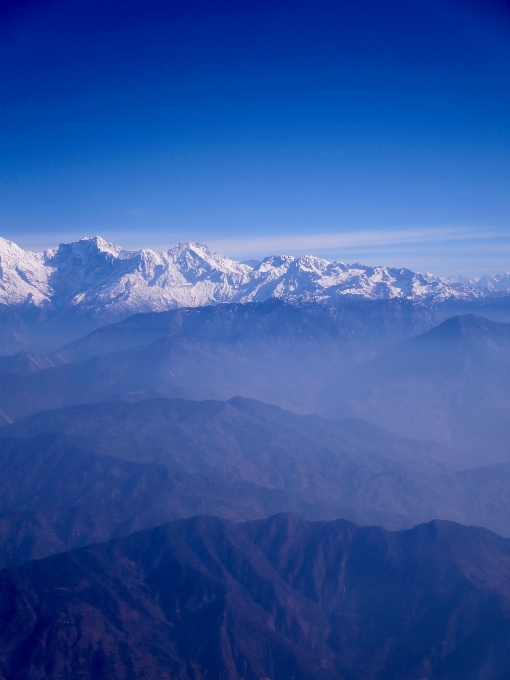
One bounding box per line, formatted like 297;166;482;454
1;513;510;680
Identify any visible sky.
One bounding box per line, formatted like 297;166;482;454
1;0;510;276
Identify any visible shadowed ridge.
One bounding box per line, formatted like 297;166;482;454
413;313;510;343
2;513;510;679
2;433;361;568
0;350;61;375
6;396;510;538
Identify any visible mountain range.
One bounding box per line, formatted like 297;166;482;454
2;513;510;679
1;235;510;678
1;302;508;461
2;235;510;318
3;235;510;356
320;314;510;457
0;298;447;420
3;396;510;566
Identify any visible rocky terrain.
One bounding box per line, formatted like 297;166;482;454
1;513;510;679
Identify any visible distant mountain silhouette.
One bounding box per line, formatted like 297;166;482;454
1;396;459;474
321;314;510;457
0;297;441;419
3;398;510;548
54;298;442;362
1;311;509;457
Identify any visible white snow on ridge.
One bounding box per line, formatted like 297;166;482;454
0;235;506;317
0;238;53;306
473;272;510;292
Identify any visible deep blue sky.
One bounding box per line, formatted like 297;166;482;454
1;0;510;275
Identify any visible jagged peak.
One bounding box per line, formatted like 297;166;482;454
167;241;214;257
0;237;38;257
167;241;251;274
46;236;130;260
0;234;507;315
0;236;24;251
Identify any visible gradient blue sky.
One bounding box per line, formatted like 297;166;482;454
1;0;510;275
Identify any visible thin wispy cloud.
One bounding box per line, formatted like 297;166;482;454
207;228;509;259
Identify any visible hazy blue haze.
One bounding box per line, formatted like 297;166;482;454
1;0;510;274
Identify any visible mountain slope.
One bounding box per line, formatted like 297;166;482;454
1;313;510;461
1;513;510;679
53;297;441;363
0;395;460;476
1;309;509;463
0;328;418;420
0;432;361;568
4;398;510;538
320;314;510;457
0;299;454;420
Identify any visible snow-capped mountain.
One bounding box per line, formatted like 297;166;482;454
0;236;506;318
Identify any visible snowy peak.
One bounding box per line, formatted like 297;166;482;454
474;272;510;292
0;237;51;306
45;236;134;265
0;235;507;320
167;241;251;278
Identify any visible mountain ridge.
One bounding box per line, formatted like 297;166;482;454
2;512;510;679
4;396;510;540
1;236;508;322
